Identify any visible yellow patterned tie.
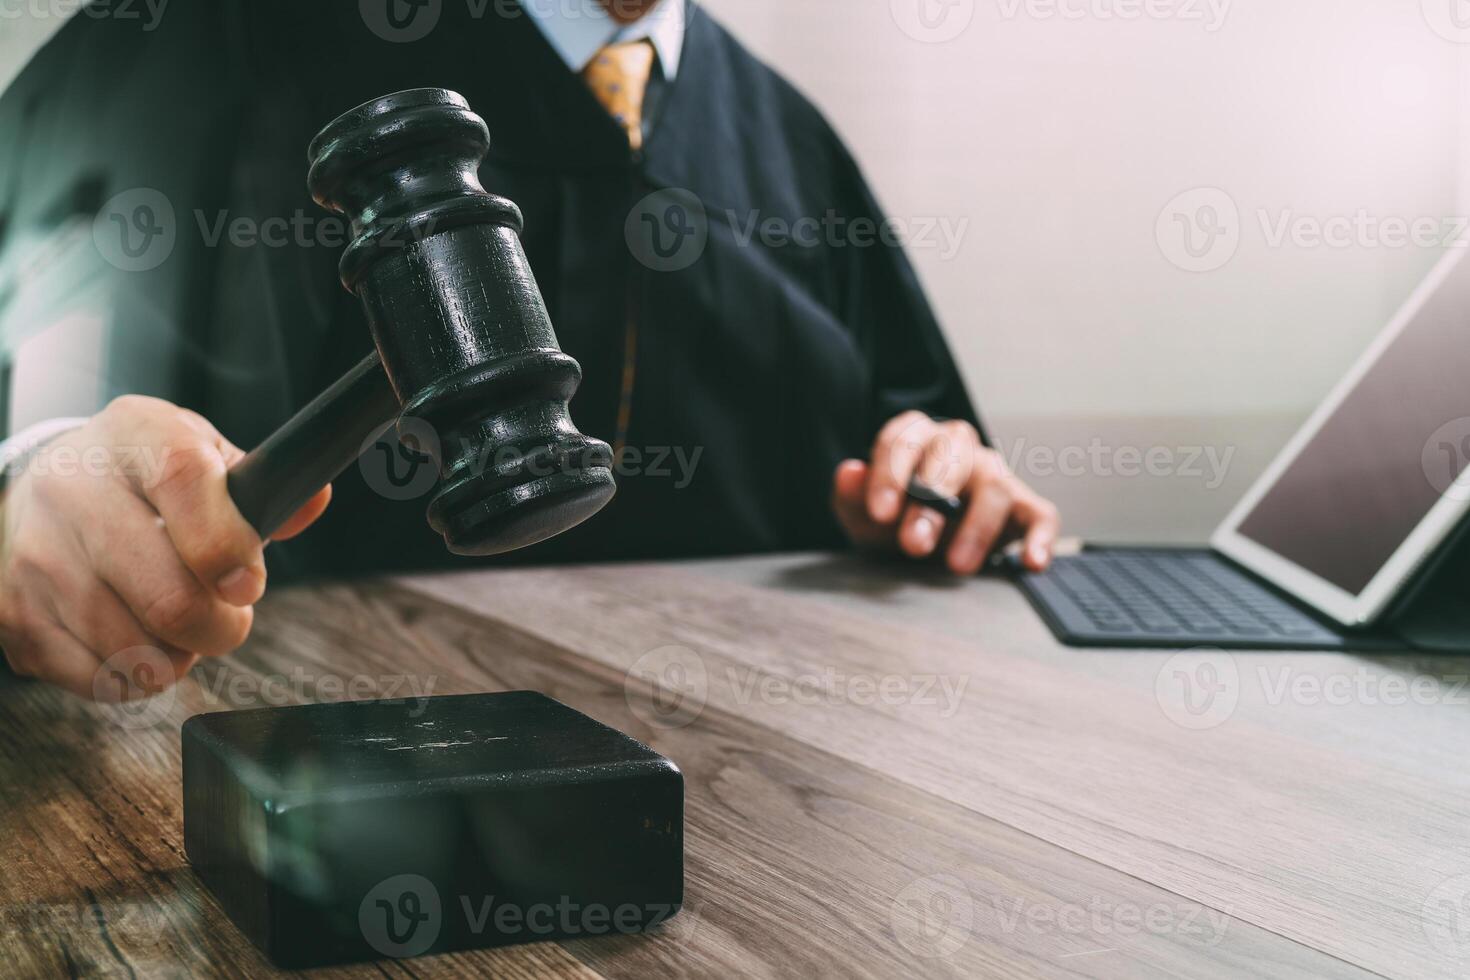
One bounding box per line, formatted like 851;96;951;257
582;40;657;150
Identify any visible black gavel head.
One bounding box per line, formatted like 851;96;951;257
306;89;615;556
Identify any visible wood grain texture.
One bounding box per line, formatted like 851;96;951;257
401;553;1470;980
0;669;603;980
0;553;1454;977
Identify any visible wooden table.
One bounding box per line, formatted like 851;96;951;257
4;552;1469;978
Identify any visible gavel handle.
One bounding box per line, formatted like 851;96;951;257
226;351;400;540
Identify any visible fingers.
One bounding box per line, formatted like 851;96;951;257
944;451;1061;575
946;453;1015;575
49;566;160;663
88;642;197;703
832;460;891;549
1011;490;1061;572
897;502;945;558
118;400;267;607
31;622;195;703
834;412;1062;576
832;459;868;528
866;412;937;523
8;622;102;700
914;421;978;497
45;559;199;678
0;398;270;703
897;421;979;557
77;488;254;658
271;484;333;542
2;514;205;700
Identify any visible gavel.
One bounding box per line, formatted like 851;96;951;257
224;88;615;556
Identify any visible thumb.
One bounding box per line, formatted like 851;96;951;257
832;459;867;521
832;460;889;547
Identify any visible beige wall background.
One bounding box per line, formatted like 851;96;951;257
4;1;1468;540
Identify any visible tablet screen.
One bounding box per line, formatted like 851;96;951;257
1233;257;1470;596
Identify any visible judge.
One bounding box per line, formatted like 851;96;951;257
0;0;1060;698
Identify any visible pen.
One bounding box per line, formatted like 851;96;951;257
905;477;965;521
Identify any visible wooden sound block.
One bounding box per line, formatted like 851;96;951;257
182;692;683;969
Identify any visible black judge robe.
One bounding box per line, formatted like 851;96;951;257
0;1;982;580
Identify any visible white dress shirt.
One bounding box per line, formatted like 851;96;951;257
521;0;686;81
521;0;687;141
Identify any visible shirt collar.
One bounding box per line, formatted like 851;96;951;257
520;0;686;81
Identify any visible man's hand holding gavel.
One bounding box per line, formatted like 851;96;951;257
0;90;618;703
0;396;332;699
0;91;1056;704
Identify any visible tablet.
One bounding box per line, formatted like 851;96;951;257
1212;248;1470;627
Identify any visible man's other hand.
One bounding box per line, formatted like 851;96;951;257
0;397;332;700
832;412;1060;575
